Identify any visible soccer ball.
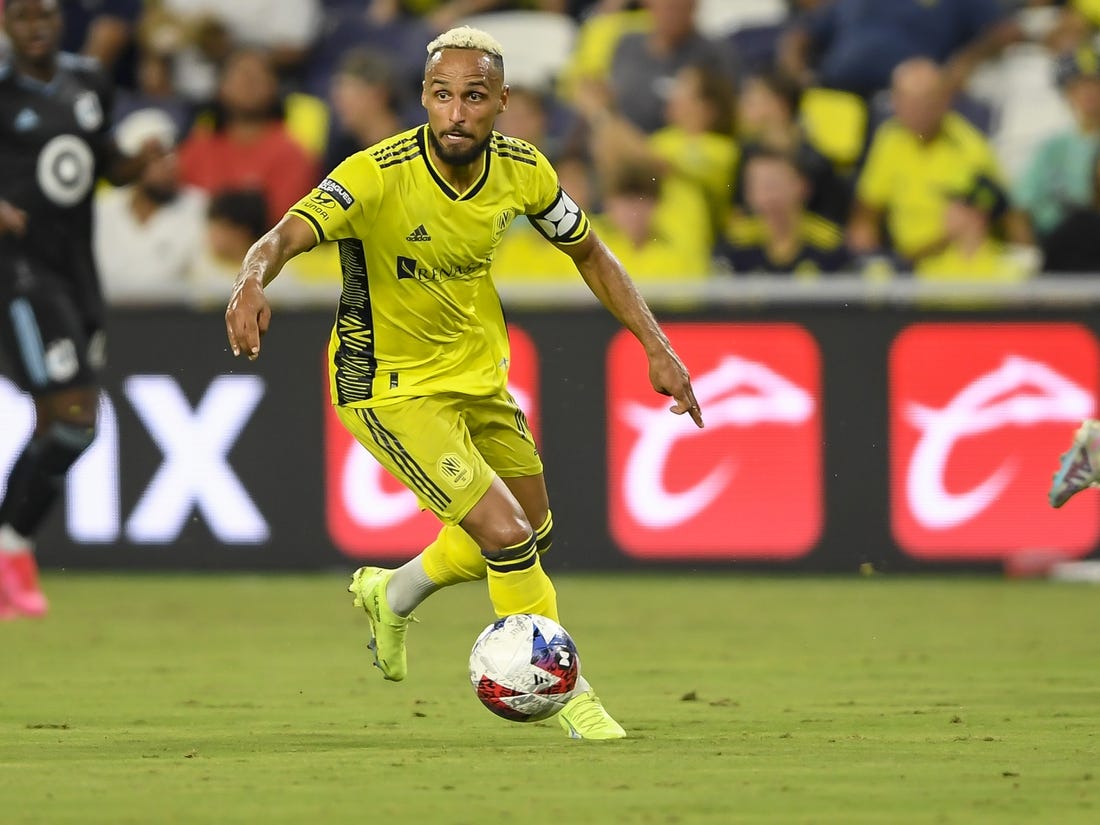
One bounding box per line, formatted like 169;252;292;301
469;613;581;722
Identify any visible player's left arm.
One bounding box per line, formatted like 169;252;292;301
521;143;702;426
559;231;704;428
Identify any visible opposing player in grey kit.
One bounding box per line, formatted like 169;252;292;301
0;0;156;618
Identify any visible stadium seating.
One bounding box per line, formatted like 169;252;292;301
800;88;869;170
456;11;578;92
696;0;786;38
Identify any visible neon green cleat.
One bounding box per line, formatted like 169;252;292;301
557;691;627;740
1049;419;1100;508
348;566;412;682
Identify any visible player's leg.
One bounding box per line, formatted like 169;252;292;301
400;475;551;609
355;400;554;618
451;391;560;622
469;393;624;739
459;477;558;622
501;474;552;555
384;398;554;612
0;280;101;617
336;397;501;680
1049;419;1100;507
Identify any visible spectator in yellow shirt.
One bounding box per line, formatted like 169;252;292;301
591;163;711;282
735;70;850;226
916;174;1030;284
493;161;710;284
849;58;1032;264
577;62;737;246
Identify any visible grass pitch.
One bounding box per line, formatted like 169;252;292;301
1;573;1098;824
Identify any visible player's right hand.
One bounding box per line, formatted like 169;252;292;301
225;278;271;361
0;200;28;237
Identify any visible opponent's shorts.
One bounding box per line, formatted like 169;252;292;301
334;388;543;525
0;258;105;395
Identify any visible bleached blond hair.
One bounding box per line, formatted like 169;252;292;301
426;26;505;68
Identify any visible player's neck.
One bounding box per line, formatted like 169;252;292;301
15;54;58;85
428;145;485;194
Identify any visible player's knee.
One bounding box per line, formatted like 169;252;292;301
480;520;536;562
534;510;553;556
34;420;97;476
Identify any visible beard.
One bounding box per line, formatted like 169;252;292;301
427;127;490;167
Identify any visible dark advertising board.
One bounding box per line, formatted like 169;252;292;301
3;306;1095;572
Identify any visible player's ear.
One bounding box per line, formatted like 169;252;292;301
499;85;509;113
420;80;428;109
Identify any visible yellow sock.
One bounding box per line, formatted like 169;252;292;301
485;534;559;622
420;509;553;587
534;511;553;555
420;525;486;586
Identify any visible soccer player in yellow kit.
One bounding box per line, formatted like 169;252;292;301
225;27;704;740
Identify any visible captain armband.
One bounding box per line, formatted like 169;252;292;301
527;187;589;245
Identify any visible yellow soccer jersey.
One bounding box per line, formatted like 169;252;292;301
856;113;1002;260
287;125;590;406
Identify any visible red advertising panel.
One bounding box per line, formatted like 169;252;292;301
890;323;1099;559
607;323;823;559
326;325;540;559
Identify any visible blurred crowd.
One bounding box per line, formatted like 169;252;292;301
8;0;1100;304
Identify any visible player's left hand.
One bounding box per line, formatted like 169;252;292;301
225;278;271;361
648;348;704;428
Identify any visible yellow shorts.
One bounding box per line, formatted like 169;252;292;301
334;389;542;525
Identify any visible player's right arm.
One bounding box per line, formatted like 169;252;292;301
225;214;317;360
226;154;378;360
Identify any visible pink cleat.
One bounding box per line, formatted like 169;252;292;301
0;552;48;618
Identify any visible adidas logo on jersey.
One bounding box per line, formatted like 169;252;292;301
406;224;432;242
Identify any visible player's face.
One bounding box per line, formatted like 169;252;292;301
422;49;508;167
3;0;62;65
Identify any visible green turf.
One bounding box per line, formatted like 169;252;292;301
1;573;1098;824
